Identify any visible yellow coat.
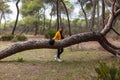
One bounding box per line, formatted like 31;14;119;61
53;31;61;40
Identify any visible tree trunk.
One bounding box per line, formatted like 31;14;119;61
11;0;20;35
34;24;38;36
0;10;3;25
97;0;100;31
61;0;71;36
101;9;120;35
90;0;97;31
78;0;89;29
102;0;105;28
56;0;60;30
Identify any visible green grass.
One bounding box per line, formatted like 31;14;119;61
0;42;120;80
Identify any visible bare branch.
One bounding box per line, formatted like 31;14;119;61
101;8;120;35
112;0;116;15
111;28;120;36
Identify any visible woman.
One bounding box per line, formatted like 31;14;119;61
53;27;64;62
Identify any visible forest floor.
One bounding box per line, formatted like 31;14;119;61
0;35;120;80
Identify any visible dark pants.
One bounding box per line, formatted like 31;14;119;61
57;48;64;58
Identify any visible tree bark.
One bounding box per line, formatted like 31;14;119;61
11;0;20;35
0;32;119;59
61;0;71;36
34;23;39;36
98;35;120;56
78;0;89;29
0;32;101;59
102;0;105;28
101;8;120;35
56;0;60;30
90;0;97;31
97;0;100;31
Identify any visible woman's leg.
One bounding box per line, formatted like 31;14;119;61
57;48;64;58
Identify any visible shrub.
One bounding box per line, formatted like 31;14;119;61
95;63;120;80
1;35;14;41
17;57;24;62
15;35;27;41
45;29;56;38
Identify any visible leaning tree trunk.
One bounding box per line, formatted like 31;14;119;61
102;0;105;28
0;0;120;59
56;0;60;30
78;0;89;29
97;0;100;31
61;0;72;36
11;0;20;35
90;0;97;31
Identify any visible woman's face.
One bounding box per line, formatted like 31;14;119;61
59;28;63;32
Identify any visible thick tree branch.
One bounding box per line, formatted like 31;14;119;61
0;32;120;59
101;0;120;35
101;8;120;35
99;40;120;56
98;35;120;56
0;32;100;59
